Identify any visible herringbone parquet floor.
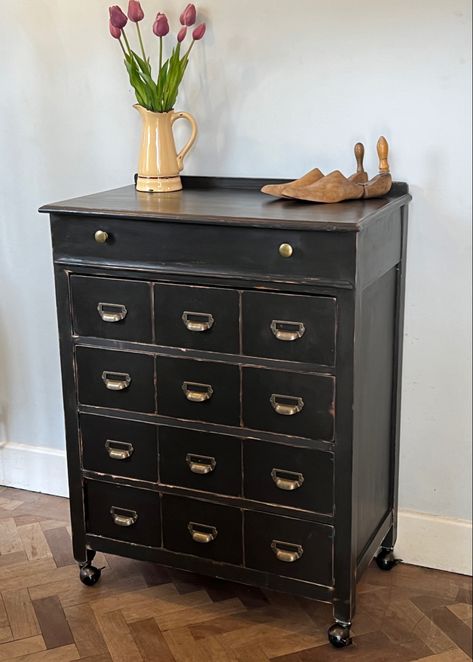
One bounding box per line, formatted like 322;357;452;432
0;486;471;662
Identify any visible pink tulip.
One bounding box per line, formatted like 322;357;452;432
180;3;197;27
127;0;144;22
192;23;206;40
109;21;122;38
109;5;128;29
153;13;170;37
177;26;187;42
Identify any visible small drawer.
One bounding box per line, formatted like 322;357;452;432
244;511;333;586
85;480;160;547
71;275;152;343
242;292;336;366
157;357;240;426
162;495;242;565
155;284;239;354
76;347;155;413
243;441;333;514
159;427;241;496
242;368;335;441
80;414;158;482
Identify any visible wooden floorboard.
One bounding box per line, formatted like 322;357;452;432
0;487;471;661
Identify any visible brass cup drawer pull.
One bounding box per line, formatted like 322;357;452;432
271;468;305;491
102;371;131;391
186;454;217;475
105;440;134;461
110;506;138;528
271;540;304;563
270;394;304;416
97;302;128;323
182;381;214;403
271;320;306;342
182;311;215;333
188;522;218;544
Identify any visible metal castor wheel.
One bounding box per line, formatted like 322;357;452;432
79;564;102;586
376;548;400;571
328;623;352;648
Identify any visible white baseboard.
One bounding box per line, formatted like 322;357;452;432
397;509;472;576
0;442;69;498
0;443;471;575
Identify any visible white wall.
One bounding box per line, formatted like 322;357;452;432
0;1;471;572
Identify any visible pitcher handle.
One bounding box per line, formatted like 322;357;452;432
172;111;198;172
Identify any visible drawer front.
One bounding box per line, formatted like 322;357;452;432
155;284;239;354
85;480;161;547
159;427;241;496
242;368;335;441
76;347;155;413
242;292;336;366
157;357;240;426
51;217;356;286
243;441;333;514
162;495;242;564
81;414;158;482
244;511;333;585
71;275;152;343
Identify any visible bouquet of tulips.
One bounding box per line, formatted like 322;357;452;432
109;2;206;113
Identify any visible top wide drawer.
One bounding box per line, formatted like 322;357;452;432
51;217;356;287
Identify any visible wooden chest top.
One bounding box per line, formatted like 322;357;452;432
40;177;410;232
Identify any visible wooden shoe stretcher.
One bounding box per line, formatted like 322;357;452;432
262;137;393;204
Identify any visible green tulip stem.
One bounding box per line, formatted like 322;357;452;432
136;23;147;61
122;30;133;57
184;40;195;59
118;37;127;57
159;36;163;74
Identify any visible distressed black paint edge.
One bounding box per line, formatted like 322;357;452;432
355;511;394;580
85;533;334;602
39;178;410;234
53;266;88;563
383;204;410;549
72;337;337;377
50;261;356;295
77;404;335;451
81;470;334;524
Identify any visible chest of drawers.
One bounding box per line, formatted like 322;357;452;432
41;176;411;647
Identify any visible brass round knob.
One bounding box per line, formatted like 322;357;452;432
94;230;109;244
279;243;293;258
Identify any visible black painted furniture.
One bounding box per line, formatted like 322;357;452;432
40;177;411;647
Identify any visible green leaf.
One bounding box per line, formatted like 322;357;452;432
123;49;161;111
124;54;153;109
156;59;170;112
122;40;191;111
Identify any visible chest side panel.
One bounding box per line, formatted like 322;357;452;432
354;267;397;559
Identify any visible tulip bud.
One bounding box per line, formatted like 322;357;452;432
109;5;128;29
153;13;170;37
192;23;206;40
109;21;122;38
180;3;197;27
177;26;187;42
128;0;144;22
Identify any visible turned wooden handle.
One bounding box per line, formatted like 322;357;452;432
354;143;365;174
377;136;390;174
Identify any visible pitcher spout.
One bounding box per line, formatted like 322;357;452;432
134;103;148;120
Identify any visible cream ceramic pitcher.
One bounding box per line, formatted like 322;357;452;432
135;105;198;193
